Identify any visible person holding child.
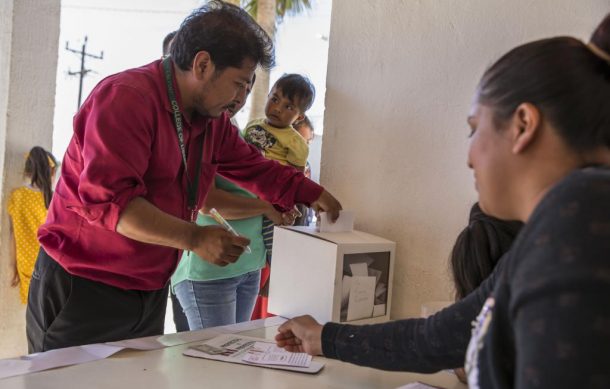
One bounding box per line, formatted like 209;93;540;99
7;147;57;304
27;1;342;353
171;75;297;330
276;13;610;388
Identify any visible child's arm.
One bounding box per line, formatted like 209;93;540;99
8;218;19;287
203;180;284;225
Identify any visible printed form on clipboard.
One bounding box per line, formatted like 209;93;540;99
183;334;324;374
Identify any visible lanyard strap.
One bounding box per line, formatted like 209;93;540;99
162;56;205;221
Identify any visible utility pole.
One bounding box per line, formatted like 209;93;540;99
66;36;103;110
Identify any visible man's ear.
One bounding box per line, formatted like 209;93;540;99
192;51;214;81
511;103;541;154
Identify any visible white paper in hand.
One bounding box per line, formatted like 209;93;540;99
319;210;354;232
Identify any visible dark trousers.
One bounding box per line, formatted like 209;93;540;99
170;289;189;332
26;248;168;353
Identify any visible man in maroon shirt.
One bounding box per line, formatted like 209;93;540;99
26;1;341;353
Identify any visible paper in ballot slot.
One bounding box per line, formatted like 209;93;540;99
319;210;354;232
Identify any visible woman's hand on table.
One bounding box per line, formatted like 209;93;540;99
275;315;323;356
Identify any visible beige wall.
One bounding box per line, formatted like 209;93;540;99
322;0;608;319
0;0;60;358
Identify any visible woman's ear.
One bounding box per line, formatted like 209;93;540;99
511;103;541;154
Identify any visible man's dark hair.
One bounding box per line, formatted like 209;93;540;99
170;0;274;72
272;74;315;113
162;31;177;56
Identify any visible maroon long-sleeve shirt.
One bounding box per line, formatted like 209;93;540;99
39;60;323;290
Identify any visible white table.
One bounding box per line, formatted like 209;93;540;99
1;322;467;389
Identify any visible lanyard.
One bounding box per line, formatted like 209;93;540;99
162;56;205;222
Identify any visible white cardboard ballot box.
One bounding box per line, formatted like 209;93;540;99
268;226;396;325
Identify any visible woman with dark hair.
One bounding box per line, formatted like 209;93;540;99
7;146;57;304
451;203;522;301
276;14;610;388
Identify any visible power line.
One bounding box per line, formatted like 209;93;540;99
66;36;104;110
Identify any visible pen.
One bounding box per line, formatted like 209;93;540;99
209;208;252;254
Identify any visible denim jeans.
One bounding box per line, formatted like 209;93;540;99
174;270;261;330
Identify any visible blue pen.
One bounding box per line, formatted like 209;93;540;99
209;208;252;254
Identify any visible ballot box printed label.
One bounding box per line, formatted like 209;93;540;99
268;226;395;325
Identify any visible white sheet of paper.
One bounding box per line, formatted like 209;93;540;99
0;316;289;380
241;342;311;367
350;262;368;277
184;334;324;374
215;316;287;333
0;344;124;380
319;210;354;232
0;359;32;380
106;336;166;351
373;304;386;317
346;276;376;321
395;382;442;389
368;268;382;284
375;282;387;298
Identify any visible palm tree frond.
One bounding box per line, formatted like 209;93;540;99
243;0;258;18
276;0;311;20
244;0;312;22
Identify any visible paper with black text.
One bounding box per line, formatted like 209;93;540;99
241;341;312;367
183;334;324;374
